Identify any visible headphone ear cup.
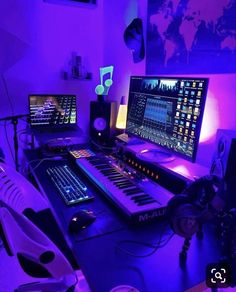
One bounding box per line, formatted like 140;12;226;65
167;194;191;219
172;204;200;238
167;194;191;234
167;194;201;238
167;175;226;238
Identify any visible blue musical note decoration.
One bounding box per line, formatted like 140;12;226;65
95;66;114;96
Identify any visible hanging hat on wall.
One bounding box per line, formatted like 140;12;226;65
123;18;145;63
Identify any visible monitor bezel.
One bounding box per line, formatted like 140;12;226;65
28;94;77;129
126;76;209;163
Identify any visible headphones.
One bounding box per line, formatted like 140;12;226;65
167;175;226;238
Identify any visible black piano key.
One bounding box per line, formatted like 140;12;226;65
91;163;107;167
124;187;142;194
101;169;117;174
115;181;131;186
107;174;124;179
137;199;157;206
125;189;144;196
135;197;156;203
117;184;133;190
118;183;134;189
95;165;112;170
110;177;128;182
125;191;144;196
103;170;120;174
107;176;125;181
131;194;151;201
115;179;130;185
115;179;132;184
101;171;118;176
115;182;133;187
105;171;121;176
103;169;119;173
93;162;111;168
106;173;122;177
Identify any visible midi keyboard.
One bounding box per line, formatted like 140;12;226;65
75;155;174;223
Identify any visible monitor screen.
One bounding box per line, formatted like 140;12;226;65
126;76;209;162
29;94;77;127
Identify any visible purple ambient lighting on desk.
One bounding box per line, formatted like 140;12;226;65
124;140;209;182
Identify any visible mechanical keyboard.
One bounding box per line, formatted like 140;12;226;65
75;155;173;223
47;165;94;205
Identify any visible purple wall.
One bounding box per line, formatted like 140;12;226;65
0;0;104;165
103;0;147;102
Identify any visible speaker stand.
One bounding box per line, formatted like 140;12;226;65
0;113;29;171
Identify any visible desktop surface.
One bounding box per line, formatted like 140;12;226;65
24;147;220;292
74;223;219;292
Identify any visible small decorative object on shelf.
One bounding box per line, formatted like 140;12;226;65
62;52;92;80
95;65;114;100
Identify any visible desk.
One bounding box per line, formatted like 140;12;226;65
24;149;220;292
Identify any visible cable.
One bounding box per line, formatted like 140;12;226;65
4;121;15;163
23;157;65;175
116;222;174;258
1;74;14;116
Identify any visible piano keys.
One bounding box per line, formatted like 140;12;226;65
75;156;174;223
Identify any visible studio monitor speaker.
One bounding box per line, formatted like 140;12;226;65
210;129;236;207
90;101;117;146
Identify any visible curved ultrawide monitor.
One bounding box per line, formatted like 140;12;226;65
126;76;209;162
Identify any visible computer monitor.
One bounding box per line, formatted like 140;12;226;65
29;94;77;128
126;76;209;162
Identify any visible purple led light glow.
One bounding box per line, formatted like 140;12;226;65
200;90;220;143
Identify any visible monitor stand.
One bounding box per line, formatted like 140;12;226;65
116;133;146;145
136;148;175;164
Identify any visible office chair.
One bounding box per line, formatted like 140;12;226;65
0;163;79;291
0;162;49;213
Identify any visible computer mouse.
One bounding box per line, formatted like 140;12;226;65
68;210;96;233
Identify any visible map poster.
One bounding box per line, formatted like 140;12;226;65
146;0;236;74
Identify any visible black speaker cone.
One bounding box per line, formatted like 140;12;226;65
93;118;107;131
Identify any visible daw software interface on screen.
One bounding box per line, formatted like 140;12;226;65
126;76;209;162
29;94;77;127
